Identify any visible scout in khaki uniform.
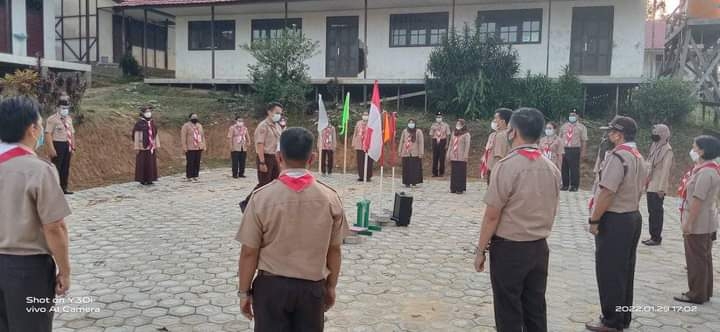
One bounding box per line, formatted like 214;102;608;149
586;116;647;332
45;95;76;194
133;106;160;185
560;110;588;191
474;108;561;332
180;113;207;181
319;124;338;176
447;119;471;194
228;116;251;178
0;96;72;332
539;122;564;170
480;108;513;184
430;112;451;177
398;119;424;187
352;111;373;181
236;127;349;332
674;135;720;305
643;124;674;246
239;102;283;212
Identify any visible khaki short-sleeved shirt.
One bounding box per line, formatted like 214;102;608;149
560;122;588;149
46;113;74;142
254;119;281;155
593;146;648;213
489;129;510;171
683;168;720;234
228;124;250;152
0;146;72;255
484;145;562;241
429;122;451;141
236;173;349;281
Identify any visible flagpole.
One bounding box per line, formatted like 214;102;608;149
343;128;348;174
380;165;384;209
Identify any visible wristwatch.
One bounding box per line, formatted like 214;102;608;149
237;289;252;299
588;218;600;225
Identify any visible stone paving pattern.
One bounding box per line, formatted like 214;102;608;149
52;168;720;331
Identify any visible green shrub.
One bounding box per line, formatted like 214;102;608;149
630;78;697;124
427;25;519;118
244;29;319;113
119;53;142;77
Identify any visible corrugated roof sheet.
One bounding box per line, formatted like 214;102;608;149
116;0;246;7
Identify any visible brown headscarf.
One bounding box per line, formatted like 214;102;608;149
132;106;157;149
648;124;672;168
454;119;468;136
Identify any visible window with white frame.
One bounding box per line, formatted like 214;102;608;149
390;13;448;47
188;20;236;50
477;9;542;44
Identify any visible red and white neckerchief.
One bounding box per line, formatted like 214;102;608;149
679;161;720;220
278;170;315;192
452;135;460;159
516;147;542;161
233;125;247;145
359;122;367;142
541;138;553;160
404;132;413;155
0;146;32;164
146;119;156;154
62;117;75;152
323;127;333;149
565;124;575;147
479;133;496;178
191;124;202;148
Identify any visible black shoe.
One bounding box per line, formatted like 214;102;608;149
63;190;74;195
358;178;364;182
585;321;622;332
569;187;579;192
233;175;239;179
561;187;569;191
642;239;661;246
239;175;246;178
674;293;704;304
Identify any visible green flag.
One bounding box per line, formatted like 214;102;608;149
339;92;351;136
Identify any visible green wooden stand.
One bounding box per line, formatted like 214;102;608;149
355;200;381;235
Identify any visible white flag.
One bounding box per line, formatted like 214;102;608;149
317;94;328;134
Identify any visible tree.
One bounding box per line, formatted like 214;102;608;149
427;24;519;118
630;77;696;124
244;29;319;113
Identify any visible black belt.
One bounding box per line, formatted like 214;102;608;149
257;270;325;283
491;235;545;243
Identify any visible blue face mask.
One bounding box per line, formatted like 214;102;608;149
569;116;577;123
35;127;45;150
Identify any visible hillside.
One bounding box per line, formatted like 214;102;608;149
57;82;707;193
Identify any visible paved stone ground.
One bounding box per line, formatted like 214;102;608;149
52;168;720;332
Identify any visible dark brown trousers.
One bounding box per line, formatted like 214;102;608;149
135;150;158;183
684;233;714;303
0;254;56;332
257;154;280;187
51;141;72;191
252;273;326;332
321;150;334;175
450;161;467;193
185;150;202;178
356;150;373;181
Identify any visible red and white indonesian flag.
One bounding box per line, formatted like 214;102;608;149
363;81;383;161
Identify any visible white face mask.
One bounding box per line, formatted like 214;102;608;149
436;118;442;123
456;126;463;131
237;121;244;126
60;107;70;117
272;113;282;122
144;112;152;119
569;116;577;123
491;121;498;131
408;123;416;129
690;150;701;162
362;115;369;121
545;128;554;136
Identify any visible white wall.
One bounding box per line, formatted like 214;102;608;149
173;0;645;81
43;0;56;60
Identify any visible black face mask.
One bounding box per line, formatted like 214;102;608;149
190;119;198;124
651;135;661;142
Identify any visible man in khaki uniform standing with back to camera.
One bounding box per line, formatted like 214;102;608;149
586;116;647;332
236;127;349;332
474;107;561;332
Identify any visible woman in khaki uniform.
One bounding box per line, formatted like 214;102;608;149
398;119;424;187
133;106;160;185
180;113;207;181
539;122;563;169
447;119;471;194
352;112;372;181
675;135;720;305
